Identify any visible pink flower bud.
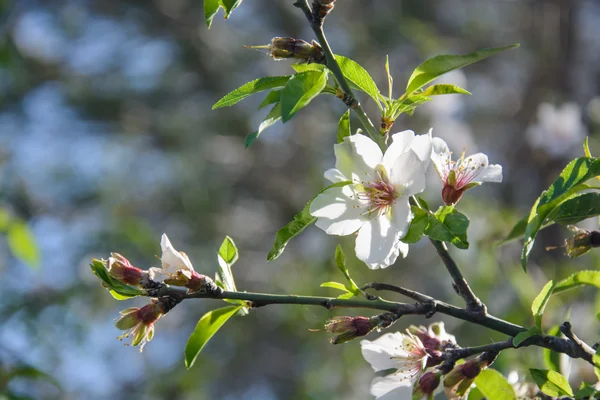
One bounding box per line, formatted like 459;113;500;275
108;253;144;286
116;301;165;351
412;370;442;399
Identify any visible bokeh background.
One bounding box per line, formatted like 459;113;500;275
1;0;600;398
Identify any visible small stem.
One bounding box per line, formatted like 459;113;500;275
430;239;487;315
362;282;435;305
445;339;514;362
293;0;385;150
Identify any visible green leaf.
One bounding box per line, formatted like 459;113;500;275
258;90;280;109
425;206;469;249
385;55;393;100
419;84;471;96
334;245;361;294
334;55;381;106
553;270;600;294
391;95;432;117
267;181;351;261
216;236;246;315
548;193;600;225
584;137;592;157
473;369;517;400
499;215;553;245
218;0;242;18
204;0;220;28
245;102;281;148
405;44;519;96
218;235;238;265
513;326;543;347
531;280;556;328
337;110;351;143
320;281;351;292
336;292;355;299
467;387;485;400
575;383;598;399
0;207;12;231
5;365;61;390
89;259;145;299
543;326;562;372
7;221;40;268
522;157;600;270
402;206;429;244
280;71;328;122
594;347;600;381
185;305;242;369
213;76;291;109
530;369;573;397
292;63;328;73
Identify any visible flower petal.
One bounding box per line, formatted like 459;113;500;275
389;150;428;196
382;130;415;172
431;137;451;181
148;267;170;283
310;185;366;235
410;128;433;165
477;164;502;183
324;168;348;183
370;375;412;399
360;332;406;371
354;201;411;269
335;134;382;182
161;234;194;273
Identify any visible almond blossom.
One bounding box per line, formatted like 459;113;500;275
116;301;164;352
431;137;502;205
309;131;432;269
360;331;430;398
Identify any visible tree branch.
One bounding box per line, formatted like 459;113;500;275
430;239;486;315
293;0;385;149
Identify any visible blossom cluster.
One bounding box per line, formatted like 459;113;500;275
310;130;502;269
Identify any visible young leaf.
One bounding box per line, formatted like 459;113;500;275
337;110;351;143
522;157;600;270
245;102;281;148
405;44;519;96
530;369;574;397
547;193;600;225
292;63;328;73
391;95;431;117
334;55;381;106
219;0;243;18
280;70;328;122
258;90;280;109
185;305;243;369
419;84;471;96
89;259;145;299
320;281;351;293
334;245;361;294
584;137;592;157
7;221;40;268
402;206;429;244
531;280;556;328
218;235;238;265
385;55;393;100
267;181;351;261
425;206;469;249
593;347;600;381
513;326;543;347
553;270;600;294
204;0;220;28
542;326;562;372
473;369;517;400
213;76;291;109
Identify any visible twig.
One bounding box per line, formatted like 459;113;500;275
559;321;596;364
430;239;487;315
293;0;385;149
444;339;515;362
361;282;435;304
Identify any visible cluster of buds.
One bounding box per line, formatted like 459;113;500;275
116;300;166;351
245;37;325;64
312;0;336;25
443;351;498;399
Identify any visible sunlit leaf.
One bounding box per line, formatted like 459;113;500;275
213;76;291;109
246;102;281;148
419;84;471;96
89;259;145;299
522;157;600;271
219;0;243;18
204;0;220;28
292;63;328;73
280;70;328;122
542;326;561;372
473;369;517;400
405;44;519;96
7;221;40;268
337;110;351;143
258;90;280;109
334;245;361;294
548;193;600;225
531;280;555;328
320;281;351;292
594;347;600;381
267;181;351;261
530;369;573;397
185;305;242;369
334;55;381;106
402;206;429;244
425;206;469;249
553;270;600;294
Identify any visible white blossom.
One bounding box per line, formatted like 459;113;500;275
431;137;502;205
148;233;195;283
309;131;432;269
361;332;429;398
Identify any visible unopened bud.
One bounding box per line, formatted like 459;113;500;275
245;37;324;63
443;352;497;398
312;0;336;24
380;116;395;136
563;229;600;258
108;253;144;286
325;316;376;344
412;370;442;400
441;184;464;206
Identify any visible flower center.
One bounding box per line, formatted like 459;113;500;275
356;168;397;216
447;149;486;189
